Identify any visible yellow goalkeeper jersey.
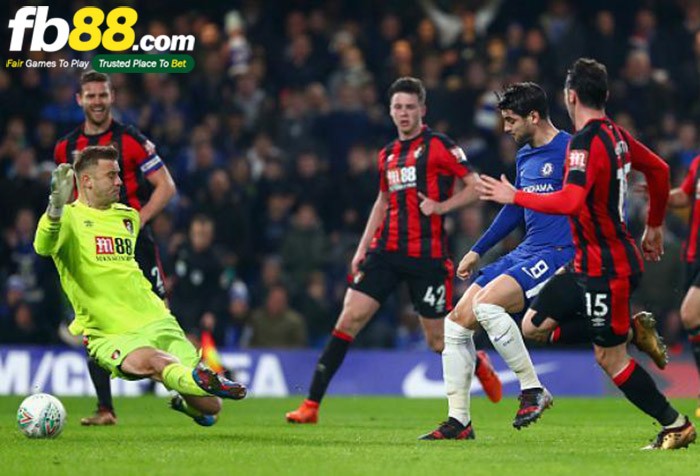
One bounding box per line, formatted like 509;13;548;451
34;200;172;336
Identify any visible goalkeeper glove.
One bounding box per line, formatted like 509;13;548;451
47;163;75;219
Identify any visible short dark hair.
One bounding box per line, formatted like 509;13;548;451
565;58;608;109
79;70;111;92
74;145;118;175
388;77;426;104
496;82;549;119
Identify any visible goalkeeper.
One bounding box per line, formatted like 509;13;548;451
34;145;246;426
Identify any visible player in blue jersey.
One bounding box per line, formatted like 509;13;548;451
421;82;574;440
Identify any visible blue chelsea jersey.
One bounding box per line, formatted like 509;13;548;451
515;130;573;251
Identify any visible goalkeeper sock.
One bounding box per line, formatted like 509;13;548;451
442;318;474;427
87;357;114;412
307;330;353;403
475;303;541;390
162;363;210;397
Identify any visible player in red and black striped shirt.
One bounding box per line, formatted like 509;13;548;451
286;77;492;424
54;71;176;426
481;59;695;449
667;155;700;418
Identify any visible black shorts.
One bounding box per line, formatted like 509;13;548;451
530;272;640;348
530;273;585;326
350;251;454;318
135;224;166;299
684;262;700;292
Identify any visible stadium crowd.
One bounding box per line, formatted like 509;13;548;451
2;0;700;350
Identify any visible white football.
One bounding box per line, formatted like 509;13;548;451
17;393;67;438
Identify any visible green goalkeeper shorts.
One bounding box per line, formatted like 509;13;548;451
87;318;200;379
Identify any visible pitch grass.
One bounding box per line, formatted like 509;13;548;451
0;396;697;476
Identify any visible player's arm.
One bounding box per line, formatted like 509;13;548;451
419;173;479;216
34;164;74;256
472;204;524;255
480;139;596;215
456;203;524;279
471;164;524;255
419;137;475;215
668;188;692;208
53;140;68;165
479;174;587;215
129;136;177;225
140;165;176;225
351;191;389;275
666;157;698;209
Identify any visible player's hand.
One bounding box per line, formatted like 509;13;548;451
478;174;516;204
47;163;75;219
417;192;443;216
641;225;664;261
351;248;367;276
457;251;480;280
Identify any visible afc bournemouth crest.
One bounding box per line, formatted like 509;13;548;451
413;145;424;159
123;218;134;235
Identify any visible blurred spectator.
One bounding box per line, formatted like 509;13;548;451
587;10;626;79
170;215;227;340
225;10;252;77
195;168;251;269
224;279;251;347
242;284;307;348
1;301;51;344
611;49;673;137
0;149;45;229
293;270;334;347
292;149;332;225
40;77;83;135
281;202;329;295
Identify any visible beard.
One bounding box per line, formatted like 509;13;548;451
514;132;534;148
85;108;110;127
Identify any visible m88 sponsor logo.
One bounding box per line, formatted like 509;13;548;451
95;236;133;256
8;6;195;52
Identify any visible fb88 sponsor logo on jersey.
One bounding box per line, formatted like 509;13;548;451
8;6;194;52
387;166;417;191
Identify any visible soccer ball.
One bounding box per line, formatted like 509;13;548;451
17;393;67;438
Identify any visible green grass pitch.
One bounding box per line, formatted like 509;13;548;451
0;396;697;476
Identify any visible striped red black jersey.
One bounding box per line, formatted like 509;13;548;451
564;118;668;278
370;126;470;259
680;155;700;263
54;120;164;210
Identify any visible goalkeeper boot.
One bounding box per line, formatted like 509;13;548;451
419;418;475;440
631;312;668;369
513;387;553;430
643;416;696;450
192;363;247;400
475;351;503;403
695;396;700;419
80;406;117;426
286;399;319;424
170;394;217;427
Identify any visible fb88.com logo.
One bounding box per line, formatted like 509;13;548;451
8;6;194;52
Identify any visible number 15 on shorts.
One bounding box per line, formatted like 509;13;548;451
585;292;609;327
